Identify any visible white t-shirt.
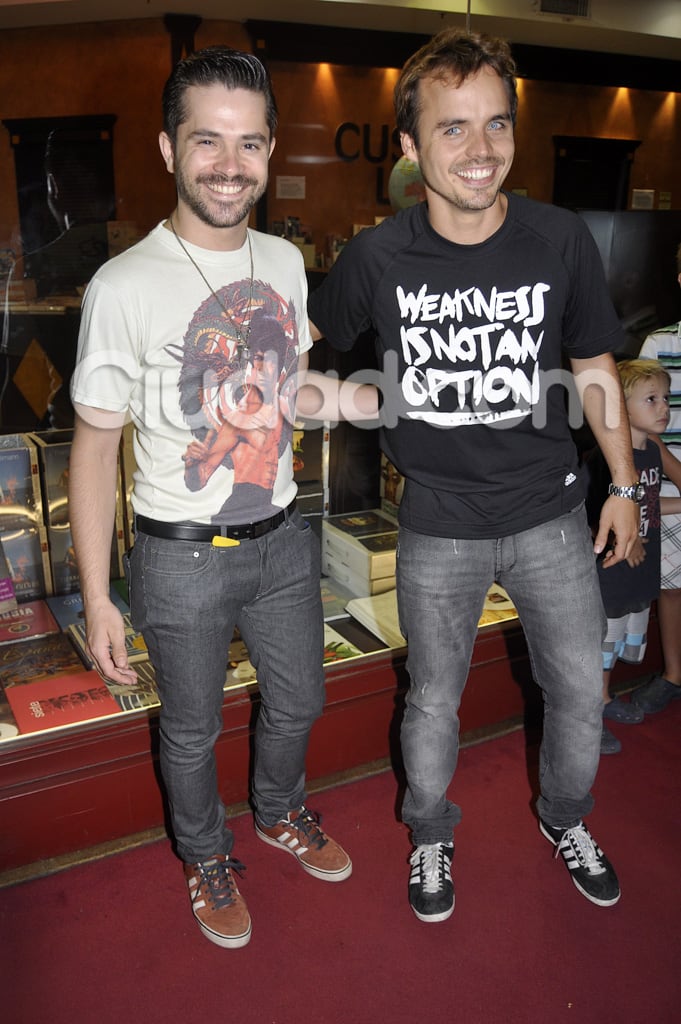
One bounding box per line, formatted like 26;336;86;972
71;223;312;525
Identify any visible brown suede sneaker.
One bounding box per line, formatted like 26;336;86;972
183;855;252;948
255;805;352;881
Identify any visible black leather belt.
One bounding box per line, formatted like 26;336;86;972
135;500;296;543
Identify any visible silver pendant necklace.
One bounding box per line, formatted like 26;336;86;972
169;213;255;361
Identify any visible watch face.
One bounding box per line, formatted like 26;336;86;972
635;484;645;501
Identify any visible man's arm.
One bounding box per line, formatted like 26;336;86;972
68;406;137;684
571;352;639;567
295;344;380;423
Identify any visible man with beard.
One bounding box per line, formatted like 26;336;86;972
308;28;640;922
68;47;357;950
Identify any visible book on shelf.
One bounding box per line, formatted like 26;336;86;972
321;509;398;582
323;622;363;664
67;611;148;667
224;636;257;690
26;429;73;527
322;557;395;598
478;583;519;628
0;524;52;601
379;453;404;519
0;632;87;688
47;583;129;631
0;690;20;741
103;659;161;714
344;590;405;650
0;541;18;615
0;433;42;530
320;575;355;621
5;669;122;736
344;584;519;650
0;599;59;645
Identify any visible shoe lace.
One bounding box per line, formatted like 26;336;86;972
559;826;605;876
411;843;449;894
197;857;246;909
289;806;327;850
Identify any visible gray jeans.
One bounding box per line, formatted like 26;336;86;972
396;502;607;845
128;510;325;863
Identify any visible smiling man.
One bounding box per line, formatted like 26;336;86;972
308;28;640;922
68;47;353;951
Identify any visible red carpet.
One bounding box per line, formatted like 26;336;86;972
2;699;680;1024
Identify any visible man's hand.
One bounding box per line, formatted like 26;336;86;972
593;495;641;568
85;598;138;685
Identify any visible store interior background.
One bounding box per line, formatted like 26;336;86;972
0;0;679;876
2;0;680;498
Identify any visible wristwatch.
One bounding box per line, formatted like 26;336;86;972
608;482;645;502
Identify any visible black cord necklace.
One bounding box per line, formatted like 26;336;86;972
168;214;255;361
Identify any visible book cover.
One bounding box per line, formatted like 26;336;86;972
47;583;129;631
0;435;42;529
344;590;406;650
319;575;354;621
1;525;51;601
224;636;257;690
0;632;86;688
321;556;396;598
323;509;397;539
103;659;161;713
0;688;20;741
0;540;18;615
0;599;59;645
323;622;363;664
380;453;404;518
5;669;121;735
345;585;519;649
27;429;73;527
67;612;148;667
47;522;80;595
478;583;519;628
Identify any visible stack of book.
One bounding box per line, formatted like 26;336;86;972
321;508;398;598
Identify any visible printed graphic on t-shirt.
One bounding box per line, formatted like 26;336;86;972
166;279;299;521
395;280;550;426
639;464;661;538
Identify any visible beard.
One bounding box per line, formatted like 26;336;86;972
176;170;267;228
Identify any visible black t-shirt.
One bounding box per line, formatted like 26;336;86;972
585;441;662;617
309;193;625;538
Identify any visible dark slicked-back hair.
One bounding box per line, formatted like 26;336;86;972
162;46;278;145
395;28;518;147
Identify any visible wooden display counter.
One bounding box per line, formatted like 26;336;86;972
0;613;661;877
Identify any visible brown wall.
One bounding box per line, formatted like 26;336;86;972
0;17;679;261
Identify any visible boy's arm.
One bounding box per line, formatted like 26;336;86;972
571;353;639;566
660;497;681;515
648;434;681;492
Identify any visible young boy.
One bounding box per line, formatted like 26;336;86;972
586;359;681;754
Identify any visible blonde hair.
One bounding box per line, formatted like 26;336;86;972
617;358;671;399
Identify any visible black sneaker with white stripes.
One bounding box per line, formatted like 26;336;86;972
408;841;455;922
540;820;620;907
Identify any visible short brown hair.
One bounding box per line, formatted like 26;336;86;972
617;358;671;399
394;28;518;147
